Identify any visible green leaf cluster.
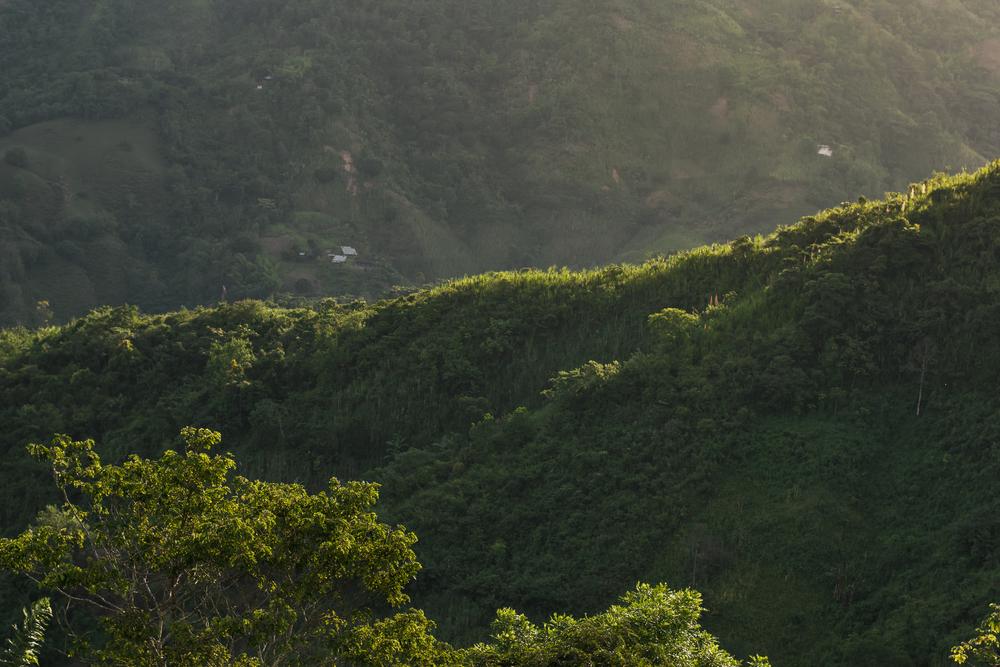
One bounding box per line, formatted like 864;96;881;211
953;604;1000;666
461;584;758;667
0;429;446;666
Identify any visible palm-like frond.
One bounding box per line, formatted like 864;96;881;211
0;598;52;667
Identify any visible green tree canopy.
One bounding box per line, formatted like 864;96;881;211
0;428;450;666
459;583;765;667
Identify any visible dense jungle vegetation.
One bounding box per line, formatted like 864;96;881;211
1;162;999;664
2;0;1000;325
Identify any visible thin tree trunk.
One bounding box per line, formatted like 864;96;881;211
916;342;928;417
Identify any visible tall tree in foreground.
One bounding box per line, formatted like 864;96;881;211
0;428;450;666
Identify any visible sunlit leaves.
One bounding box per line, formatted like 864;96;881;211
952;604;1000;666
460;583;756;667
0;429;437;665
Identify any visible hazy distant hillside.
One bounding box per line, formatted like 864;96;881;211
2;162;1000;665
1;0;999;324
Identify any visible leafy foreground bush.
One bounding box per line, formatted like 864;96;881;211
0;429;762;666
462;585;767;667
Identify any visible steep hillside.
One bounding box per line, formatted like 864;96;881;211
2;162;999;664
2;0;999;325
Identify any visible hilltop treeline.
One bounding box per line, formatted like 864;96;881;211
2;0;999;324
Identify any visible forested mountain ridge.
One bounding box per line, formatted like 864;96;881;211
2;0;999;325
2;161;1000;664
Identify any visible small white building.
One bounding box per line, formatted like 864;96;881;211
331;255;348;263
341;246;358;256
818;144;834;158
